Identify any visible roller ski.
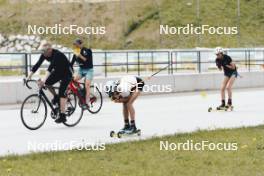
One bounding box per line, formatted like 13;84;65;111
208;99;234;112
208;105;234;112
110;125;141;138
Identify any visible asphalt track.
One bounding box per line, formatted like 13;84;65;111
1;88;264;156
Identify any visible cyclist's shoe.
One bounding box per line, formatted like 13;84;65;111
52;95;60;105
86;99;91;108
55;113;67;123
81;103;89;110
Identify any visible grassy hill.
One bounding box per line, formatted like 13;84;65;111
1;125;264;176
0;0;263;49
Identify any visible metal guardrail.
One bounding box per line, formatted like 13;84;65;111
0;49;264;77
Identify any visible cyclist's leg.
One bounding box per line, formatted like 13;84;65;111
59;76;72;114
84;68;94;105
74;68;83;81
45;72;60;100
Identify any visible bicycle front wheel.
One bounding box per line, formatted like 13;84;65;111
88;85;103;114
20;94;47;130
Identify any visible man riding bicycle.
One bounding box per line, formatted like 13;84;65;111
26;43;73;123
70;38;94;108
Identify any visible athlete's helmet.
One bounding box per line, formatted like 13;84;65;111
105;80;117;98
215;47;223;55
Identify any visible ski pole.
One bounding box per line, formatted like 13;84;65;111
144;62;173;81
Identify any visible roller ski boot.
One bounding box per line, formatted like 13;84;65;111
110;125;141;138
225;99;234;111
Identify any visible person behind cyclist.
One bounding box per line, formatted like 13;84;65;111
105;75;145;133
70;38;93;108
215;47;238;109
26;43;73;123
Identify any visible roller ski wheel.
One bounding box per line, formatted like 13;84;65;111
136;129;141;136
117;131;123;138
109;130;126;138
110;131;115;138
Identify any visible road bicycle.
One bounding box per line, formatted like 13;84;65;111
20;78;103;130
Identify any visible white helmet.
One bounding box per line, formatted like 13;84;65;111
105;80;117;97
215;47;223;55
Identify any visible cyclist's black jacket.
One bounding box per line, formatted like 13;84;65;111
71;47;93;69
31;49;73;77
215;54;237;76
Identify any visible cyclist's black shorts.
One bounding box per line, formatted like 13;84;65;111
45;72;72;98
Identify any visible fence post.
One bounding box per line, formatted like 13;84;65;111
168;51;170;75
175;52;177;73
263;50;264;64
197;51;201;73
24;53;28;77
137;51;140;76
104;52;107;77
126;52;128;73
244;50;248;69
248;50;251;72
170;51;173;75
151;52;154;73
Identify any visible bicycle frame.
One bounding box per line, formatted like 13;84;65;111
68;80;86;105
39;88;57;113
68;79;97;104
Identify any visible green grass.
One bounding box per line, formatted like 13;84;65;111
1;126;264;176
0;0;263;49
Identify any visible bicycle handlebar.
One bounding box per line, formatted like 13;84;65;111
23;78;38;90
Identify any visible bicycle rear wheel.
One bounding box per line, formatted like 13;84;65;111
20;94;47;130
63;90;83;127
88;85;103;114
